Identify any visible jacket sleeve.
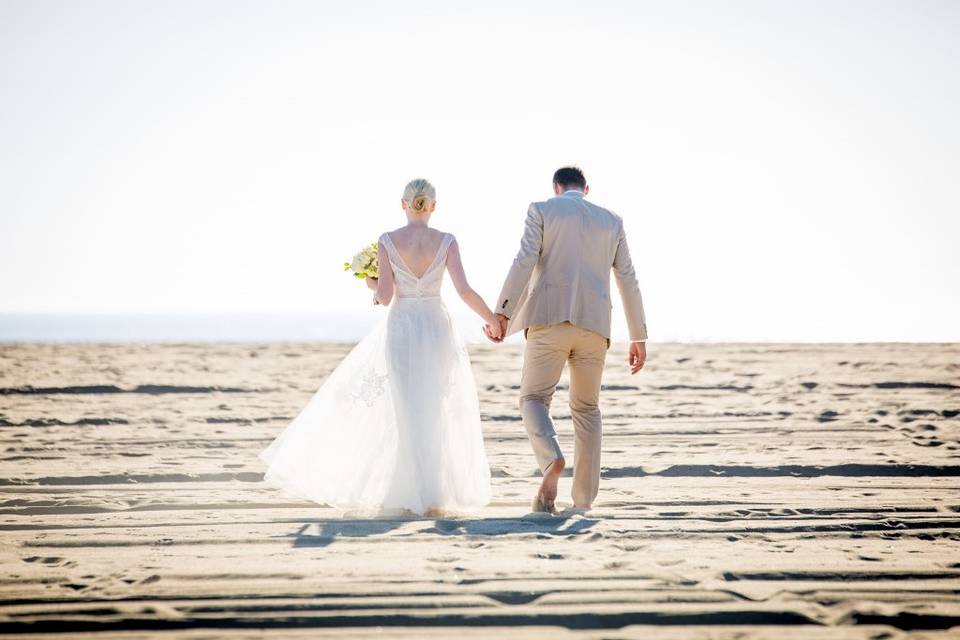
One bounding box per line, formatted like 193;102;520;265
496;203;544;318
612;220;648;341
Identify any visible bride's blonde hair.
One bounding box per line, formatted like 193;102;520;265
402;178;436;214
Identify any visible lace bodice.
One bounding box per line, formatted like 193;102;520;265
379;232;453;299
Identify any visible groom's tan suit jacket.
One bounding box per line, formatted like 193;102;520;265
496;190;647;342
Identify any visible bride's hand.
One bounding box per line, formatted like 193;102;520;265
365;276;378;291
483;321;503;343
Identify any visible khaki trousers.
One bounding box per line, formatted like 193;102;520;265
520;321;609;507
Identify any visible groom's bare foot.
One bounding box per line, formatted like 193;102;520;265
533;457;565;513
425;507;447;518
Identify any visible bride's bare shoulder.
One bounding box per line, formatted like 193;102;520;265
379;227;406;244
384;226;451;247
432;228;456;242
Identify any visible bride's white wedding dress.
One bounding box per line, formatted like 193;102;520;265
258;231;491;516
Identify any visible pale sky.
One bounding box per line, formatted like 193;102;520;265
2;0;959;341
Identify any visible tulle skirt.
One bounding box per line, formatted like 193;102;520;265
258;296;492;516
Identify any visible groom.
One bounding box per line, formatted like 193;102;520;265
486;166;648;513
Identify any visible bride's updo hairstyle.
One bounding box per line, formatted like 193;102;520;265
402;178;436;214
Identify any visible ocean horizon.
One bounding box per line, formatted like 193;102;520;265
0;313;955;344
0;312;387;343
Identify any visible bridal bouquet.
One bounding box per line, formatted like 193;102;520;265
344;242;379;279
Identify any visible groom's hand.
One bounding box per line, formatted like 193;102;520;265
629;341;646;374
495;313;508;337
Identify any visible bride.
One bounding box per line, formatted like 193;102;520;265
258;178;499;517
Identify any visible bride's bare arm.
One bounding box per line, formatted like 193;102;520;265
374;241;394;306
446;239;498;328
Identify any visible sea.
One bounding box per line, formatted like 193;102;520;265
0;312;521;344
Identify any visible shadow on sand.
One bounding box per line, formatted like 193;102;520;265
292;510;598;547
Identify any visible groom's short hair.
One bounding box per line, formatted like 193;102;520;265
553;166;586;189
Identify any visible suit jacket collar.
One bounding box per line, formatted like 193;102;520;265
561;190;585;198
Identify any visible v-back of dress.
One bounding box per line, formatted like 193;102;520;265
258;230;490;516
379;231;453;299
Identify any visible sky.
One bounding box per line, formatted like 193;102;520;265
2;0;959;341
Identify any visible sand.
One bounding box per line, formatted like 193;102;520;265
0;341;958;638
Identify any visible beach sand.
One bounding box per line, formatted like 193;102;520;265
0;342;958;638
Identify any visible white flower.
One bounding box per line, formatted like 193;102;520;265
350;253;366;272
345;241;379;279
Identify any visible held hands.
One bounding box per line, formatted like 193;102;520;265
629;341;647;374
483;313;509;344
483;321;502;342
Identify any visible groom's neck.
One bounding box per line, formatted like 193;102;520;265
553;183;587;196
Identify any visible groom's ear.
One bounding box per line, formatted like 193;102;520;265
583;184;589;195
552;183;562;196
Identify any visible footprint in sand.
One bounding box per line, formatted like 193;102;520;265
22;556;75;567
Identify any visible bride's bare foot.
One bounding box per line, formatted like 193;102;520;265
532;457;565;513
425;507;447;518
